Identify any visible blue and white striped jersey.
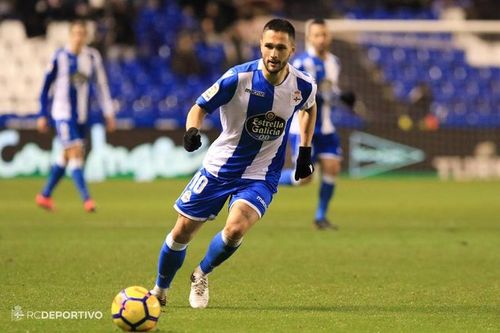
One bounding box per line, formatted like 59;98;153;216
196;59;317;187
290;48;341;135
40;46;113;123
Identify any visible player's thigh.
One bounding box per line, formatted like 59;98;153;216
174;169;232;222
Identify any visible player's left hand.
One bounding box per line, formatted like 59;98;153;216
294;146;314;181
340;91;356;108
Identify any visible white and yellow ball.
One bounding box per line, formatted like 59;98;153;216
111;286;161;332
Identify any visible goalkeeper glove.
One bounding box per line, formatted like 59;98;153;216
294;146;314;181
183;127;202;152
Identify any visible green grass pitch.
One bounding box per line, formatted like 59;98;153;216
1;177;499;332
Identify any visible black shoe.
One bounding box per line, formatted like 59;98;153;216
314;219;339;230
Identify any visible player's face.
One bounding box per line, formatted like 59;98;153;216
69;24;88;50
307;23;330;54
260;30;295;74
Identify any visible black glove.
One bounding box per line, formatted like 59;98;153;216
183;127;202;152
340;91;356;108
294;146;314;181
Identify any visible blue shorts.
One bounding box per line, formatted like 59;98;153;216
290;132;342;163
54;120;86;148
174;168;275;221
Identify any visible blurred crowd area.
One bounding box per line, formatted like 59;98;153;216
0;0;499;129
1;1;499;49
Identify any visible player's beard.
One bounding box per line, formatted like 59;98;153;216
264;58;287;74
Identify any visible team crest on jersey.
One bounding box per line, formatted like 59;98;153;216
71;72;89;86
245;111;286;141
290;90;302;106
201;83;219;101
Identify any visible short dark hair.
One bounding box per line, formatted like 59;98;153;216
263;18;295;41
310;18;326;26
306;18;327;36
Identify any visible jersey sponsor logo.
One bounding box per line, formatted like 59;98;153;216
201;83;220;101
290;90;302;106
244;88;266;97
245;111;286;141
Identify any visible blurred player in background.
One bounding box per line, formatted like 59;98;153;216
35;20;115;212
150;19;317;309
279;18;356;230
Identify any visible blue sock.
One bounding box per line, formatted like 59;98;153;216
279;169;295;186
199;232;241;274
69;159;90;201
156;234;187;289
42;164;66;197
315;177;335;221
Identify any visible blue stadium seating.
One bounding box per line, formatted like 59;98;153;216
95;2;363;129
3;4;495;129
363;37;499;127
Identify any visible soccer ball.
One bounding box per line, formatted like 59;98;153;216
111;286;161;332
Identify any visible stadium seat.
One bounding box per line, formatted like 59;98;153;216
363;33;499;127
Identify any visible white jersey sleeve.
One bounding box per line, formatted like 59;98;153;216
196;69;239;113
90;48;114;117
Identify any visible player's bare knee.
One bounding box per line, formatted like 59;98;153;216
67;157;84;170
170;229;192;244
321;159;341;176
221;229;243;247
171;214;202;243
56;153;67;167
224;211;257;240
223;225;245;241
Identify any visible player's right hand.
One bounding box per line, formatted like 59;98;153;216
37;117;49;133
183;127;202;152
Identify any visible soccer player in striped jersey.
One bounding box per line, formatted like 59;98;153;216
279;18;356;230
150;19;317;308
35;20;115;212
